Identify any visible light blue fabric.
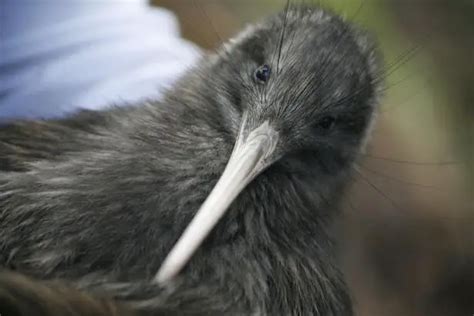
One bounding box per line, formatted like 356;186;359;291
0;0;201;120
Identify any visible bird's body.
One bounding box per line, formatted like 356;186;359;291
0;86;351;316
0;5;381;315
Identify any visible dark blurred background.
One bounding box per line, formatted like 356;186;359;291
153;1;473;315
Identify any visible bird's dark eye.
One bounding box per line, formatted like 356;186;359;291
255;64;271;83
316;116;336;130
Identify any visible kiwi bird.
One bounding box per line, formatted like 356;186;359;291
0;5;382;315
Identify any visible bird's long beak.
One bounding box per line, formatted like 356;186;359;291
155;120;278;284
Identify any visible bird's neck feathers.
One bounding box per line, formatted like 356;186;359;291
170;157;353;314
215;172;352;314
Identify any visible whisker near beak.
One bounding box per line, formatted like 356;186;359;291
155;120;278;284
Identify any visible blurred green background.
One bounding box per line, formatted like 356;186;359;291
154;1;473;315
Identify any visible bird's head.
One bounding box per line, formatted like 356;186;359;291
157;5;382;283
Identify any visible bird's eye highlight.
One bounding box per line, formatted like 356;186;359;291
255;64;271;83
316;116;336;130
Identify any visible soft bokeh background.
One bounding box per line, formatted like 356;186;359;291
153;1;473;315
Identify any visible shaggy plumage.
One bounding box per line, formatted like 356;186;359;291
0;270;139;316
0;5;382;315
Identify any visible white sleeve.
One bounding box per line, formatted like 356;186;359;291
0;0;201;120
